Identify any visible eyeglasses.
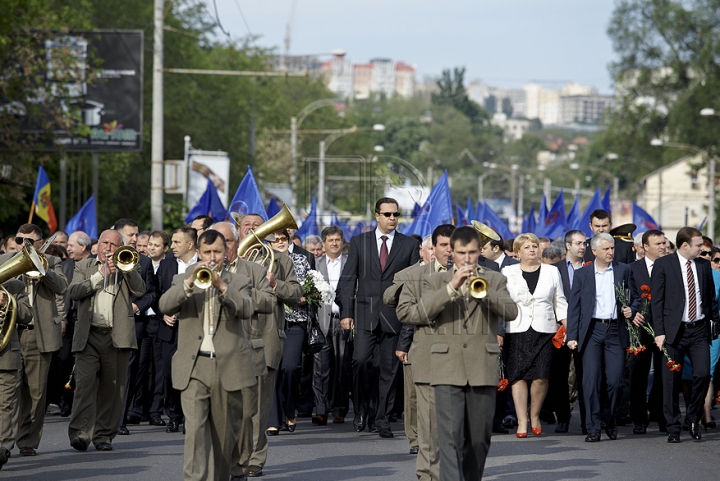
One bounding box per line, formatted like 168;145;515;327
700;250;712;257
713;258;720;264
15;236;41;245
271;236;288;243
378;212;401;218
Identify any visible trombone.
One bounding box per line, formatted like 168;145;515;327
103;246;140;295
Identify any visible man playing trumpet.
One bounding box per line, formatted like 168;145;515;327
67;229;145;452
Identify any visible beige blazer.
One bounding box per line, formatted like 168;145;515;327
159;270;257;392
406;269;518;387
501;263;568;334
0;280;32;370
0;252;67;353
69;258;146;352
388;261;437;384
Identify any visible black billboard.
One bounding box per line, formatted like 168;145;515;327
1;30;143;152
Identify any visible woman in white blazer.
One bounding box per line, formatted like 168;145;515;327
501;233;568;438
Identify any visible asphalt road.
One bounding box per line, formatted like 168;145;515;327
4;412;719;480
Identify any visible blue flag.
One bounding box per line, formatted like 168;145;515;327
403;170;454;238
266;197;281;219
699;216;707;231
297;197;319;240
466;197;475;222
227;165;267;220
574;188;604;236
476;201;514;240
540;190;566;240
602;185;612;213
536;193;548;233
65;195;98;239
456;203;469;226
185;178;226;223
522;205;535;234
632;202;660;231
566;194;580;228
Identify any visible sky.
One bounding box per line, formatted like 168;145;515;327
210;0;619;94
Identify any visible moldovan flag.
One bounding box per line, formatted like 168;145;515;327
32;166;57;233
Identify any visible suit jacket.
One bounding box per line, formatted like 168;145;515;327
337;230;420;334
69;258;146;352
650;253;719;345
388;261;436;381
158;270;257;392
403;268;518;387
0;280;32;370
261;251;302;370
0;252;68;353
629;258;653;325
566;261;632;352
498;255;519;270
316;254;347;336
230;258;275;378
501;263;568;334
155;256;180;343
132;254;157;339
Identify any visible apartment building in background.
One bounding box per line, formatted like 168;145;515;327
320;56;416;100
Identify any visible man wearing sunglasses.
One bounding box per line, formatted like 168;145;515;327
337;197;420;439
0;224;68;457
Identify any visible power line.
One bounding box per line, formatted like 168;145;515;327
232;0;253;39
212;0;231;40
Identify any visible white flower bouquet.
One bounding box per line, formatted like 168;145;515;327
302;269;334;307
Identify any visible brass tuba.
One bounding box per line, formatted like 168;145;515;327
237;204;299;272
0;242;47;351
471;220;501;247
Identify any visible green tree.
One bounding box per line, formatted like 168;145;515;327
431;67;490;125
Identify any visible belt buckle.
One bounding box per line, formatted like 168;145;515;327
209;351;215;359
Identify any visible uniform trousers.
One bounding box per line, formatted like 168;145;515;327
403;363;417;448
415;382;439;481
230;383;259;477
16;328;52;450
248;367;277;468
68;327;130;446
181;355;244;481
0;367;21;453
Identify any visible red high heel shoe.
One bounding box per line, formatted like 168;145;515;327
531;426;543;436
516;431;528;438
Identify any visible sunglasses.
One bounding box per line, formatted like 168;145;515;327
713;258;720;264
15;236;41;245
701;250;712;257
378;212;401;218
271;236;288;243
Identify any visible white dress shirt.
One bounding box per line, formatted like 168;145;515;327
375;229;395;255
326;255;343;314
592;263;617;319
644;256;654;276
678;252;703;322
177;253;198;275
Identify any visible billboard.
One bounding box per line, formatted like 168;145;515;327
186;151;231;210
1;30;143;152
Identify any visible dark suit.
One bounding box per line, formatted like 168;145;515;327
155;256;186;423
650;253;719;434
120;254;157;426
337;230;420;431
567;261;632;435
628;258;665;430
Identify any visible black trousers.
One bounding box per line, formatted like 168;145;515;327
269;322;307;427
352;326;399;430
147;318;165;417
663;322;710;435
160;337;183;422
435;385;494;481
581;321;625;434
630;327;664;427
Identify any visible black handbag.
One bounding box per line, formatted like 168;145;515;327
305;317;326;354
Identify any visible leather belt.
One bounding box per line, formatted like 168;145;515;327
592;318;616;324
17;324;35;332
330;313;340;318
198;351;216;359
684;318;706;328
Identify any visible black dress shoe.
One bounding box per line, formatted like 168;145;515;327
70;437;88;452
265;428;279;436
353;414;366;432
286;422;296;433
247;465;263;477
95;442;113;451
632;424;647;434
409;446;419;455
502;415;518;428
667;433;681;443
117;425;130;435
0;447;9;470
585;433;601;442
555;422;569;433
605;427;618;440
492;423;509;434
150;415;166;426
60;404;71;417
312;415;327;426
166;421;180;433
126;414;141;425
378;427;394;438
539;410;556;425
690;422;702;441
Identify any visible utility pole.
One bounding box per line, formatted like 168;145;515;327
150;0;164;230
318;141;326;220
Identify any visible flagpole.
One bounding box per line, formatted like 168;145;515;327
28;202;35;223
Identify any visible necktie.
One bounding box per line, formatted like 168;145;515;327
380;236;389;271
687;260;697;322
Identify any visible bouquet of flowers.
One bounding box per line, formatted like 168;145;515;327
497;353;509;392
302;270;335;307
637;285;681;372
616;282;644;355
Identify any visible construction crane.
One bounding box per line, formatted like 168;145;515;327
281;0;297;70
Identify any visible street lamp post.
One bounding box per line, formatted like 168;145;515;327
651;138;715;237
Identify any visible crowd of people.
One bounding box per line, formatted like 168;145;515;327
0;200;718;481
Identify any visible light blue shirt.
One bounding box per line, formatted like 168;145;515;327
593;262;617;319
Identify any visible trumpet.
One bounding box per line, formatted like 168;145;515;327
103;246;140;295
465;266;488;299
193;263;218;290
